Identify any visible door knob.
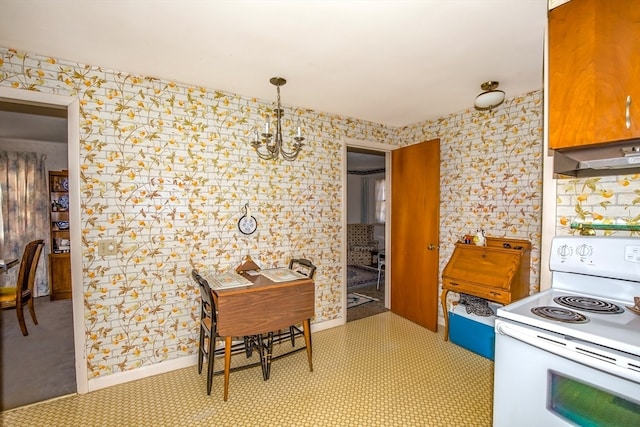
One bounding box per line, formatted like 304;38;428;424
428;244;439;250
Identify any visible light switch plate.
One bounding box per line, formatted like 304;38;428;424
98;239;117;256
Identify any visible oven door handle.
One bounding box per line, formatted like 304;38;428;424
496;321;640;383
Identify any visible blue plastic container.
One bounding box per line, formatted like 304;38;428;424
449;303;500;361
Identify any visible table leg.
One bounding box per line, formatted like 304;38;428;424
224;336;232;401
303;318;313;372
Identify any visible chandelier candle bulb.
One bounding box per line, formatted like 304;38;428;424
296;120;302;138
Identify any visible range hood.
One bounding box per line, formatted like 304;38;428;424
553;140;640;177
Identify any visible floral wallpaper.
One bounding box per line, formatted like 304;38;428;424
0;47;397;379
556;175;640;236
2;46;638;383
399;93;544;297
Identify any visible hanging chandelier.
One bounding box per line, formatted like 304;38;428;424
251;77;304;161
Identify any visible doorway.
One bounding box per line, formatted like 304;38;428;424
0;87;84;407
344;139;441;331
346;145;389;321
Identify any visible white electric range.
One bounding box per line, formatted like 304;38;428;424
493;236;640;427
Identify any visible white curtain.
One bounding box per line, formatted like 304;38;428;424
0;151;50;296
375;178;386;223
360;178;369;223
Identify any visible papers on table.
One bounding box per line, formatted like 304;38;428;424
204;271;253;290
259;268;306;283
203;267;307;289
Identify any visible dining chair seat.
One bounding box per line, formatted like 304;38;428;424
0;240;45;336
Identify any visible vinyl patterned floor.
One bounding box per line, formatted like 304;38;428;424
1;312;494;427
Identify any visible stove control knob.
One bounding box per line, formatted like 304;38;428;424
576;244;593;258
557;244;573;259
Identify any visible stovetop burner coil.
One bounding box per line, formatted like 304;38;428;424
554;296;624;314
530;306;589;323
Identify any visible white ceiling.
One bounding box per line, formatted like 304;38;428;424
0;106;68;144
0;0;548;142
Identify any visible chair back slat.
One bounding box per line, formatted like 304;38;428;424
288;258;317;279
192;269;216;325
15;239;45;303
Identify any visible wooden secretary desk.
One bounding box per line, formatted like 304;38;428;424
441;236;531;341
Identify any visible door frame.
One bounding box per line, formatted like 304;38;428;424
0;87;87;393
343;138;395;320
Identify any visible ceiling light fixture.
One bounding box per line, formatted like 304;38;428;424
251;77;304;161
474;81;505;111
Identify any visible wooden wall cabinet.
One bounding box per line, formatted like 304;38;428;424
48;170;71;300
440;237;531;340
549;0;640;149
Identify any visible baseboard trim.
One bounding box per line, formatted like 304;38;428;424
88;354;198;392
86;318;343;393
312;317;345;332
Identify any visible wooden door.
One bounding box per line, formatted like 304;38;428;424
390;139;440;331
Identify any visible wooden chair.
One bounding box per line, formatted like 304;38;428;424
286;258;317;346
192;269;217;396
191;269;256;400
254;258;316;380
233;256;262;359
0;239;45;336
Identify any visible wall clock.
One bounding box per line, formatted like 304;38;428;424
238;215;257;235
238;203;257;235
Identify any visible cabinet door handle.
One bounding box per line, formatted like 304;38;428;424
626;95;632;129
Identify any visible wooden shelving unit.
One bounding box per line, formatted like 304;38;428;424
48;170;71;301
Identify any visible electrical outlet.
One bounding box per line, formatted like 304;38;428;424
98;239;117;256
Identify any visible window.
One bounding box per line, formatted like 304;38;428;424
375;178;386;223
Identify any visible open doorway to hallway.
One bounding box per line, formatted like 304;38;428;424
346;148;388;321
0;100;76;409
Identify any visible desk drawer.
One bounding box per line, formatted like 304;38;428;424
443;280;511;305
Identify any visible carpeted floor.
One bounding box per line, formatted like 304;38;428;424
347;265;387;322
346;264;382;290
346;292;378;309
0;297;76;410
1;311;495;426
